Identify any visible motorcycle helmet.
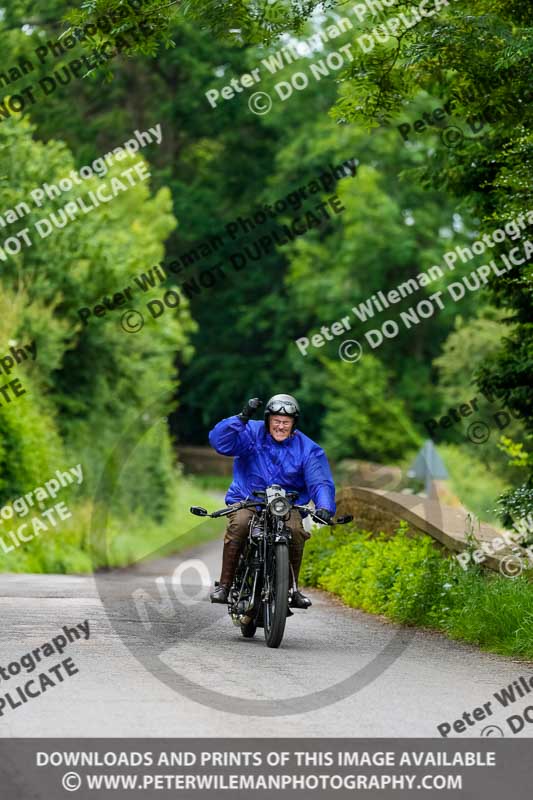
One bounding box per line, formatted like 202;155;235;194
264;394;300;432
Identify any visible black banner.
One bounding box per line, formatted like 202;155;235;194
0;739;531;799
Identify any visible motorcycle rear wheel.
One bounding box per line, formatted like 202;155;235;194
263;544;289;648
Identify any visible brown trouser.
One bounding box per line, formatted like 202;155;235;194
220;508;310;589
224;508;310;546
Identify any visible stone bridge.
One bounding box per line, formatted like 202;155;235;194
335;485;525;574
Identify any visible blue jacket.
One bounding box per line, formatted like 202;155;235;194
208;416;336;514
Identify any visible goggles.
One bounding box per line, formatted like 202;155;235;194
267;400;298;415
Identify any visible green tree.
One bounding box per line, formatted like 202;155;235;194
327;0;533;512
433;310;510;404
0;115;195;514
3;0;527;519
317;355;420;462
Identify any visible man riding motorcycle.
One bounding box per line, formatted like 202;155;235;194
208;394;336;609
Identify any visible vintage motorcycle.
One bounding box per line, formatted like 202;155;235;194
190;485;352;648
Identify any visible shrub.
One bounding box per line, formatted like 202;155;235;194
303;521;533;659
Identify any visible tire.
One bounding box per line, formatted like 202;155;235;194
264;543;289;648
240;619;257;638
237;551;257;638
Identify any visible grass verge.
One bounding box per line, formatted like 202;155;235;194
302;521;533;660
0;476;224;574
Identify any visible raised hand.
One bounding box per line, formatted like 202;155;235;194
238;397;263;421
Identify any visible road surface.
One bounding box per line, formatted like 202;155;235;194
1;536;531;738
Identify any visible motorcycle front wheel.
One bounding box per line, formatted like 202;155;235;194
263;543;289;648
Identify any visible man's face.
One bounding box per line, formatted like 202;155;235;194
269;414;294;442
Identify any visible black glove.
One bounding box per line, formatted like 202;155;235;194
238;397;262;422
314;508;333;524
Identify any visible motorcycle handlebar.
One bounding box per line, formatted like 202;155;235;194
207;501;261;518
191;500;352;526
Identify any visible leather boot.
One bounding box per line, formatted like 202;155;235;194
210;540;243;603
289;544;312;609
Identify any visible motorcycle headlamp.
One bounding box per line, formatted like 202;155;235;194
269;496;291;517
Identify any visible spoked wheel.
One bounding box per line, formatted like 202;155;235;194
263;543;289;648
237;554;258;638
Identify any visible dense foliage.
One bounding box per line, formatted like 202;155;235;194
303;522;533;658
0;0;530;555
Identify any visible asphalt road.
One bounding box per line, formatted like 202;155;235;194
1;535;532;738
